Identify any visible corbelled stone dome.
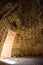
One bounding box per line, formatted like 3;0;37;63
0;0;43;57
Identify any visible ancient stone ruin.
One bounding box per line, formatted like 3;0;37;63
0;0;43;57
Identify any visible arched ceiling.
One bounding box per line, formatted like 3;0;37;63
0;0;43;27
0;0;43;18
0;0;43;57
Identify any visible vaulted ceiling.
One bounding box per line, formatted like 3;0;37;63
0;0;43;57
0;0;43;19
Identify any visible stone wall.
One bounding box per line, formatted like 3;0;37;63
0;18;10;56
0;0;43;57
11;25;43;57
11;0;43;57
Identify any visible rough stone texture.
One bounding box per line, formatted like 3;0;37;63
0;0;43;57
11;26;43;57
0;18;10;56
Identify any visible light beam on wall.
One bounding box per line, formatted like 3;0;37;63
1;29;16;58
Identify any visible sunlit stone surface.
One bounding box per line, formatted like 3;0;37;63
1;30;16;58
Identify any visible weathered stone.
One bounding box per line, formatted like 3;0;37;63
0;0;43;57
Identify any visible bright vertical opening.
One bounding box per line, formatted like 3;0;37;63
1;29;16;58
